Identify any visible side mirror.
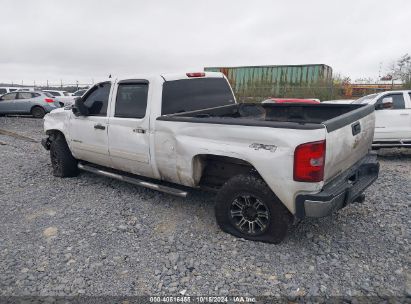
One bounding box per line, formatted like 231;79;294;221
377;97;393;110
72;97;89;116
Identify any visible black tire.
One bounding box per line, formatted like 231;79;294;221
50;134;78;177
31;106;46;118
215;174;292;244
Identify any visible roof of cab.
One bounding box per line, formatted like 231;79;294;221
161;72;224;81
93;72;225;85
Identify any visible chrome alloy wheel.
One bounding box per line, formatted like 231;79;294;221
229;194;270;236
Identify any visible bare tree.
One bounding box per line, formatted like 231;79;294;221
384;53;411;84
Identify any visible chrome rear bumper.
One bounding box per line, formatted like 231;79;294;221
295;153;379;218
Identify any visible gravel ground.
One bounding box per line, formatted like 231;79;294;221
0;116;410;299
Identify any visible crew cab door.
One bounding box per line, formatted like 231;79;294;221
374;92;411;141
15;92;34;113
69;82;111;166
107;80;153;177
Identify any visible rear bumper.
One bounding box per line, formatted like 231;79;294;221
295;153;379;218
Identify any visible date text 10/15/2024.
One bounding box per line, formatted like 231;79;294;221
149;296;256;303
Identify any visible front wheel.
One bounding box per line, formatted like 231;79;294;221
50;135;79;177
215;174;292;244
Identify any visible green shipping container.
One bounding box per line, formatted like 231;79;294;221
204;64;333;101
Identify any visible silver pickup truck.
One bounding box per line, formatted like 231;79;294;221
42;72;379;243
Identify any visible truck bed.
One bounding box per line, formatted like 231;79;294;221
157;103;374;132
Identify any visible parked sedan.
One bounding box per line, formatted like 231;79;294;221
322;99;356;104
72;89;88;97
0;91;60;118
43;90;77;106
43;90;71;97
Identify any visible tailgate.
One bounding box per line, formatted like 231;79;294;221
323;105;375;183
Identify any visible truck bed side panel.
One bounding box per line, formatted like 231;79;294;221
153;120;326;214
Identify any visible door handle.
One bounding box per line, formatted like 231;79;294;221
94;124;106;130
133;128;146;134
400;113;409;116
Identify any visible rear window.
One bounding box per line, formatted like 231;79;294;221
0;89;6;94
47;91;60;96
161;78;235;115
44;92;54;98
63;92;70;96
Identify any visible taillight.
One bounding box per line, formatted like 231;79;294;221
186;72;205;77
293;140;326;182
44;98;54;103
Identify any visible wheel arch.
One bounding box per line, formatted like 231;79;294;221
192;154;262;190
30;105;45;112
46;129;66;141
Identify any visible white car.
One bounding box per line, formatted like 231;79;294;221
0;87;20;95
71;89;88;97
42;71;379;243
43;90;75;106
322;99;356;104
43;90;72;97
16;87;36;92
352;90;411;148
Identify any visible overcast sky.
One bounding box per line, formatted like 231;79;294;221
1;0;410;85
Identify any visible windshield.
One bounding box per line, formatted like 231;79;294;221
353;93;378;104
161;78;235;115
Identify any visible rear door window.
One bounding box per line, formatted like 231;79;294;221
18;92;33;99
115;82;148;118
83;82;111;116
162;78;235;115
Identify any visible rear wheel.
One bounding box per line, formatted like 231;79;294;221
215;174;292;243
50;134;78;177
31;106;46;118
